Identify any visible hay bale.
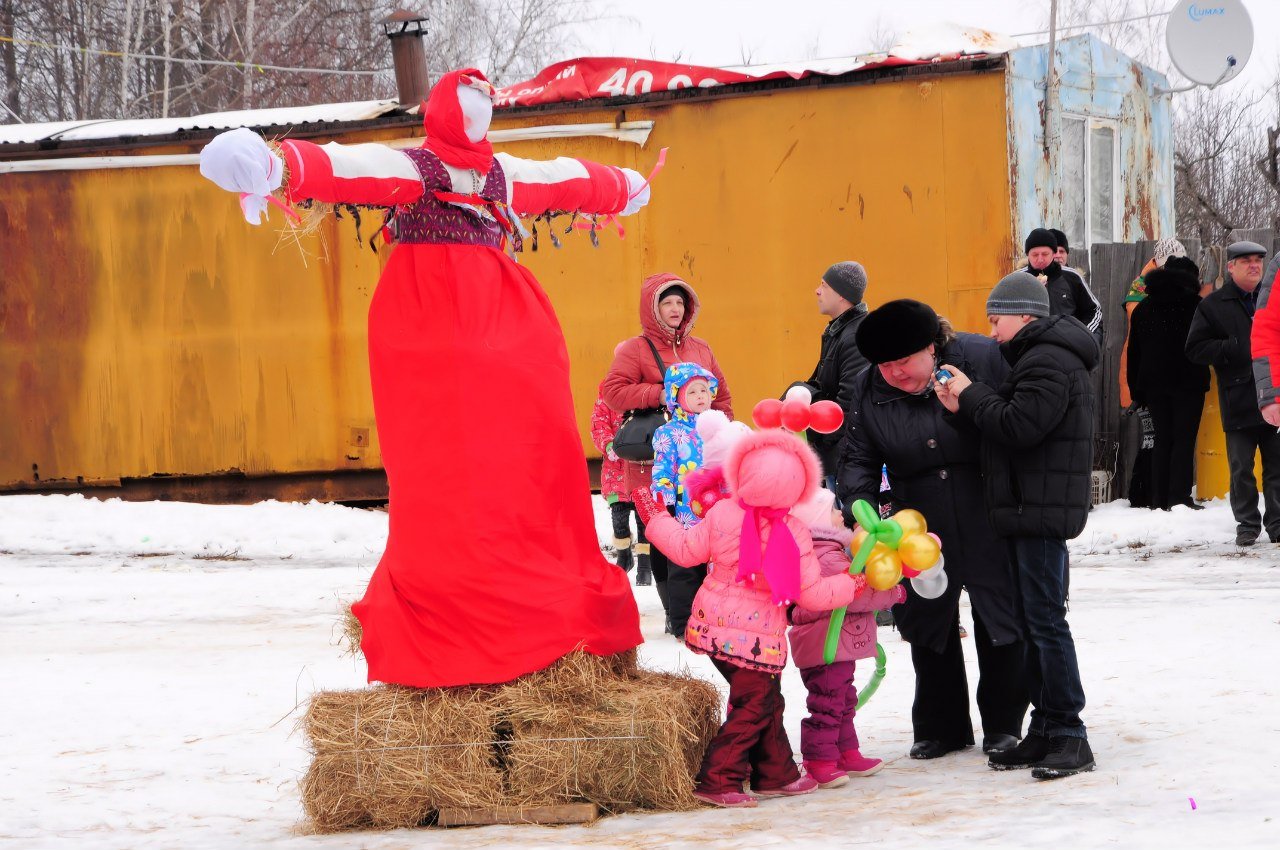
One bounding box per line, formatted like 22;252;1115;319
298;651;721;832
501;661;721;811
338;604;362;656
300;685;504;831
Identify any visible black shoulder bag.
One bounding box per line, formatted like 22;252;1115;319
612;338;670;463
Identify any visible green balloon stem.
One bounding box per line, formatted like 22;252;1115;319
823;532;881;663
855;642;888;709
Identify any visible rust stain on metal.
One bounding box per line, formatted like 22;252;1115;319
0;171;96;487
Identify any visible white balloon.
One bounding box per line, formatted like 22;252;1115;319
785;385;813;404
910;564;949;600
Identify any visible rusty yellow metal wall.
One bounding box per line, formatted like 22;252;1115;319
0;69;1013;492
509;69;1014;455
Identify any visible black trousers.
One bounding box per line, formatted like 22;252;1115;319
1224;424;1280;539
648;507;706;633
1146;390;1205;509
909;604;1028;745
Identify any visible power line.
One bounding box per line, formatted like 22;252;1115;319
0;34;389;77
1012;9;1171;38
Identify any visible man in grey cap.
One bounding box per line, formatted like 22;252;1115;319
798;261;870;476
933;271;1099;779
1186;240;1280;546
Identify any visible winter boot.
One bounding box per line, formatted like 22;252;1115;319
982;733;1020;755
837;749;883;777
611;536;634;572
654;579;673;634
1030;736;1096;780
802;760;849;788
634;543;653;585
692;789;758;808
754;776;818;797
988;732;1051;771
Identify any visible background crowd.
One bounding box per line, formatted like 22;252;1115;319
587;225;1280;806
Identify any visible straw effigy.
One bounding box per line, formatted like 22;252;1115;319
301;613;722;832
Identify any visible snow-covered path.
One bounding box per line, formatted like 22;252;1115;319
1;495;1277;849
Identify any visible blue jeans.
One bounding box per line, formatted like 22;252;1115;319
1007;537;1087;739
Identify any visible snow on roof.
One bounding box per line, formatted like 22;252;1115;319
0;99;400;146
719;23;1017;77
0;22;1016;149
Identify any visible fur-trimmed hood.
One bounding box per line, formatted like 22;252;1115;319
724;428;822;510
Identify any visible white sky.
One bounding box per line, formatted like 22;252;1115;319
570;1;1279;95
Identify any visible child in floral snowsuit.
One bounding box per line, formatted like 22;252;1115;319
650;362;718;636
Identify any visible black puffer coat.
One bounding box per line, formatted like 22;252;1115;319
1127;262;1210;402
958;316;1100;540
1185;280;1266;430
836;332;1021;653
805;304;869;472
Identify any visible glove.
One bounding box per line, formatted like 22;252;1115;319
893;584;908;605
619;167;651;216
199;127;284;225
605;441;619;462
631;487;665;525
850;573;868;598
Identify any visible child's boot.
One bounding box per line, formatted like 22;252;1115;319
754;776;818;797
801;760;849;789
838;749;884;777
611;536;633;572
634;543;652;585
692;789;758;808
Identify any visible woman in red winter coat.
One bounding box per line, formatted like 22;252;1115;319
602;273;733;628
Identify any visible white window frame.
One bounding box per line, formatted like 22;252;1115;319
1060;113;1122;250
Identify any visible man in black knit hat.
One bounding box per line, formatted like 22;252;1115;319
1049;228;1088;284
799;261;870;478
1023;228;1103;348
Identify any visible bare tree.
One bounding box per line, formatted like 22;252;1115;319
0;0;586;124
1045;0;1280;240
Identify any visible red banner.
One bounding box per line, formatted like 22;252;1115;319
493;57;914;109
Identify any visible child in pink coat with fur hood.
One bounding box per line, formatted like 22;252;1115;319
636;428;865;808
788;488;905;788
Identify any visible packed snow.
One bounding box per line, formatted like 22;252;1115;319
1;493;1277;849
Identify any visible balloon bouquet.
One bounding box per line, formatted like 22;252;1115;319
752;387;948;707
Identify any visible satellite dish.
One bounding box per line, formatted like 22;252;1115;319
1166;0;1253;87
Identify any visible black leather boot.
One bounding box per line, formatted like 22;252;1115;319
634;544;652;585
611;536;634;572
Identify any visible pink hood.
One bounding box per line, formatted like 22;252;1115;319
724;428;822;510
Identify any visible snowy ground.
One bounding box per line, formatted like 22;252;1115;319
1;494;1277;849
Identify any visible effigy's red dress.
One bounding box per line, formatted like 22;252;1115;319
279;90;643;687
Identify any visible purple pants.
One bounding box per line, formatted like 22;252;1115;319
799;661;860;762
696;657;801;794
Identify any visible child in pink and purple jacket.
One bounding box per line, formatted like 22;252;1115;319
788;488;905;788
636;428;865;808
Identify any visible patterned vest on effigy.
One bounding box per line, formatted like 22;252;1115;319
393;147;515;250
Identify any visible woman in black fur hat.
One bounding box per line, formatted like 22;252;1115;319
835;299;1028;760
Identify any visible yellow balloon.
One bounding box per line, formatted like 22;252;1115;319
852;527;871;553
899;532;942;571
892;509;928;539
865;547;903;591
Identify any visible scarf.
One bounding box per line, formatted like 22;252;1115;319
422;68;495;176
737;499;801;606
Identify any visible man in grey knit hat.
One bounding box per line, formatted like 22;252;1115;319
932;271;1099;780
798;261;871;477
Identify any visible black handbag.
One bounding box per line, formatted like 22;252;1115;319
612;338;669;463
